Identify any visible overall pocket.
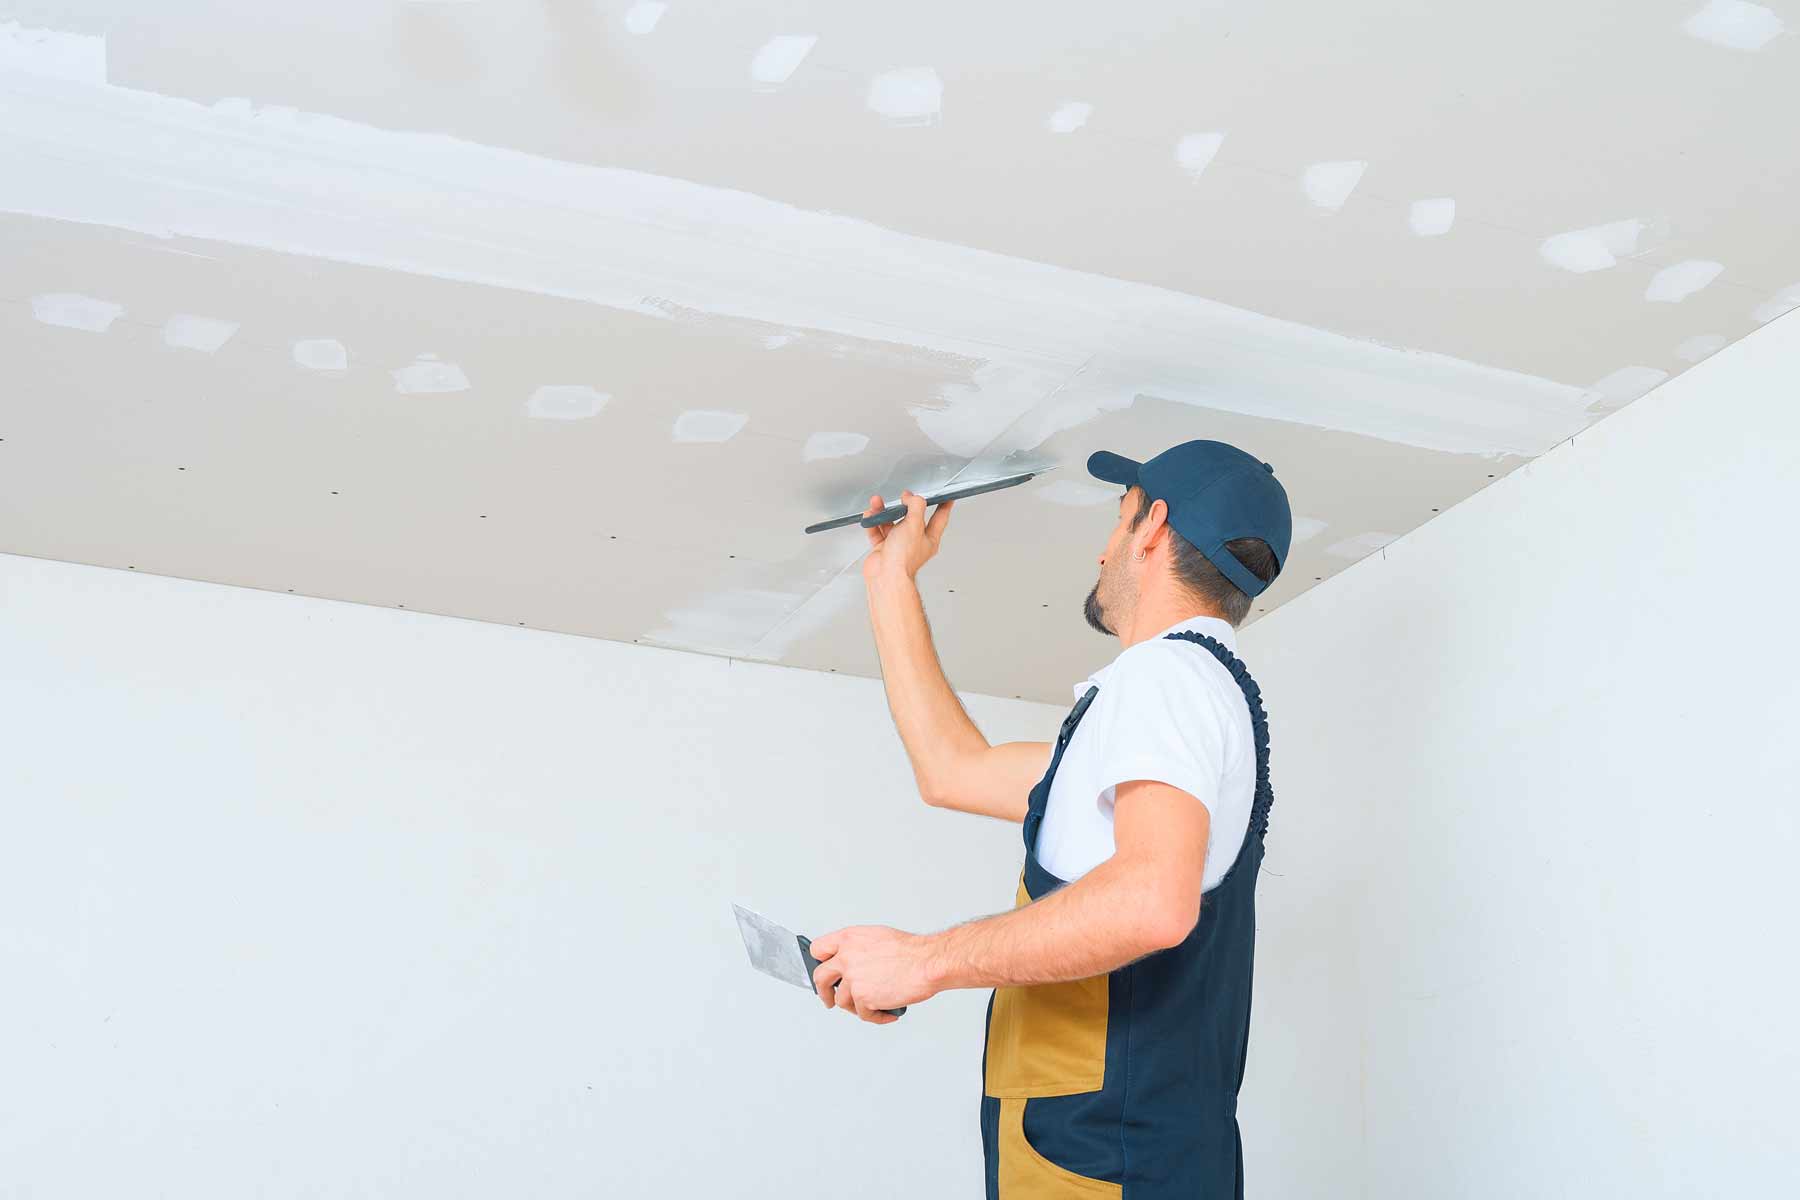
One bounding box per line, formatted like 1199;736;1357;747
983;880;1110;1099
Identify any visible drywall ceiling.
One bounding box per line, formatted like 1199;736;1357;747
2;2;1797;703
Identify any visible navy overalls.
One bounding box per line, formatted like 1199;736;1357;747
980;631;1274;1199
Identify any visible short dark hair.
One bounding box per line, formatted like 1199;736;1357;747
1129;489;1277;626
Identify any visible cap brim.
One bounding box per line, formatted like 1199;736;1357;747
1086;450;1142;487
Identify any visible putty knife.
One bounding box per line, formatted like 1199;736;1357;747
731;903;907;1017
803;466;1056;535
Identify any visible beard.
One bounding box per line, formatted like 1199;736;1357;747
1083;579;1114;636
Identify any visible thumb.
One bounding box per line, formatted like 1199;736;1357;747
809;930;840;959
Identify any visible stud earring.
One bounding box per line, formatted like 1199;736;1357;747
1132;549;1146;561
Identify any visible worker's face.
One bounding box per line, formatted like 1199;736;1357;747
1084;488;1141;636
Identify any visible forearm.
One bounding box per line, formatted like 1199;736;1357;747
922;857;1187;990
866;570;988;799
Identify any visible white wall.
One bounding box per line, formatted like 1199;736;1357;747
1238;315;1800;1197
0;557;1060;1198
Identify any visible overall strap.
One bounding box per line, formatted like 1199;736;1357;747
1161;631;1274;842
1021;684;1099;852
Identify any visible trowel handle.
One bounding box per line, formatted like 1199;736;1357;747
797;934;907;1018
862;503;910;528
857;472;1040;529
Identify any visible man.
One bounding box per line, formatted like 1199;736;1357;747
809;440;1291;1199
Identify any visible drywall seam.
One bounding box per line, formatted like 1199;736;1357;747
2;23;1594;460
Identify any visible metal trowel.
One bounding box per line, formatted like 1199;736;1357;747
731;903;907;1017
803;465;1057;535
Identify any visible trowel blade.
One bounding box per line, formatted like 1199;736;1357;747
732;903;814;991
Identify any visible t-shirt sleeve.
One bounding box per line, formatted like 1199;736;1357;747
1081;648;1229;822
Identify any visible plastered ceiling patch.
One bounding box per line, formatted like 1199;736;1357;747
0;20;105;83
1036;479;1119;507
1539;219;1648;273
672;409;748;443
0;46;1597;457
393;355;469;394
162;314;238;353
1750;284;1800;325
292;338;347;371
1680;1;1785;50
802;432;869;461
527;385;609;420
867;67;942;125
31;292;122;332
747;567;867;660
1047;102;1093;133
1675;334;1728;363
909;364;1062;458
1409;198;1456;237
750;35;817;89
1302;161;1366;212
1290;516;1329;544
1645;260;1723;303
1592;366;1669;401
646;588;800;658
1326;531;1397;560
623;2;667;35
1174;133;1225;180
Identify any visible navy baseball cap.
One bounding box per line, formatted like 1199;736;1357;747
1087;440;1292;598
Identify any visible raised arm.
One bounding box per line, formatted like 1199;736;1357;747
861;490;1051;822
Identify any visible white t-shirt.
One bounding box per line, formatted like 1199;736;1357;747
1032;615;1256;893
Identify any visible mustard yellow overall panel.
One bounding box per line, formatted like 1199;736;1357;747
984;879;1110;1099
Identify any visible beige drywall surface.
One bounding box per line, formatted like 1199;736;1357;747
1236;313;1800;1194
3;5;1798;703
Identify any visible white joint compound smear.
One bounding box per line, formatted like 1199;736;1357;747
623;2;667;36
1675;334;1728;363
0;20;105;82
31;292;122;332
1409;198;1456;237
526;385;608;420
646;588;802;658
1539;219;1648;273
867;67;942;125
1303;161;1366;212
1290;516;1329;545
749;35;816;89
1680;1;1785;50
649;556;865;662
1174;133;1225;181
0;34;1600;459
1046;102;1093;134
672;409;747;443
1325;531;1398;560
1750;283;1800;325
1592;366;1670;402
1035;479;1118;507
802;432;868;461
162;314;238;352
1645;260;1723;303
393;355;469;394
292;339;347;371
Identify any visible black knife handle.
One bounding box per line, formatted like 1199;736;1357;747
797;934;907;1017
858;473;1036;528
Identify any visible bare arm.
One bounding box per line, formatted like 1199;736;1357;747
861;491;1050;822
925;778;1209;986
808;779;1210;1019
